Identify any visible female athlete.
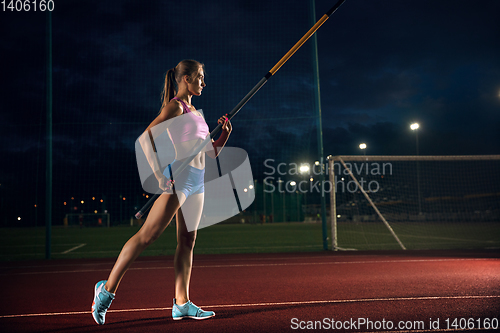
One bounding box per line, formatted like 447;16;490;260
91;59;231;324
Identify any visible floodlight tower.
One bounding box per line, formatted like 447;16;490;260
359;143;367;155
411;123;422;214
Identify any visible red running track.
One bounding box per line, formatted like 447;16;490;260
0;250;499;332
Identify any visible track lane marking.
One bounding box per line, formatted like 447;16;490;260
1;295;499;319
60;243;86;254
1;253;497;269
1;258;497;276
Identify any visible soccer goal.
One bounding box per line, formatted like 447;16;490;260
64;213;110;228
327;155;500;251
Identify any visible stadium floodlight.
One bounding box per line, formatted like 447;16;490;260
359;143;367;156
410;123;419;130
300;164;310;174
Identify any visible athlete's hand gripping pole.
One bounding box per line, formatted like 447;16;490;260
135;0;347;219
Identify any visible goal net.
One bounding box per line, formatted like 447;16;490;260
64;213;110;228
328;155;500;250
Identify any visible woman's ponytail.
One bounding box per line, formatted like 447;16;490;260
161;68;176;110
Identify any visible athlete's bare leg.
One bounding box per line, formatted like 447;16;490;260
174;193;204;304
105;193;181;294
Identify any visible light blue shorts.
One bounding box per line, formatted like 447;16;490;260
163;160;205;199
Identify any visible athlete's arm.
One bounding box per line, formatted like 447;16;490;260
208;115;232;158
146;99;183;135
138;100;183;180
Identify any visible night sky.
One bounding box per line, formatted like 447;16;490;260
1;0;499;226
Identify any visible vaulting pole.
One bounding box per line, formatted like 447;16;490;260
136;0;347;219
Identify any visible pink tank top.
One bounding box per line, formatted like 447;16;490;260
168;97;209;144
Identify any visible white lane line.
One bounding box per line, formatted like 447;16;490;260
0;255;342;269
60;244;86;254
1;258;498;276
1;295;498;319
0;253;496;269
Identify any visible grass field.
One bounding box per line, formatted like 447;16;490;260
337;221;500;251
0;223;326;261
0;221;499;261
